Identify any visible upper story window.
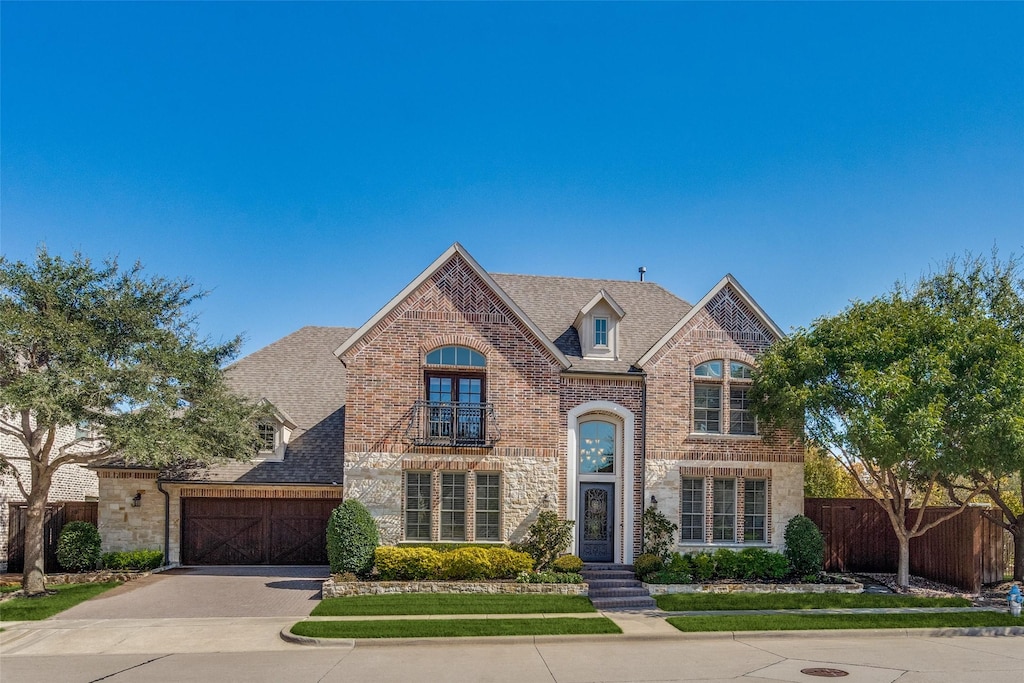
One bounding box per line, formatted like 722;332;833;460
730;362;753;379
578;419;616;474
693;359;758;436
694;361;723;378
409;345;498;447
257;421;278;452
426;346;486;367
594;318;608;347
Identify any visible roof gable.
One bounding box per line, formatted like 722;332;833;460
334;243;570;368
572;289;626;329
636;274;784;367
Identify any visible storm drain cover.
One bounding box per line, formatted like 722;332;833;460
800;668;850;678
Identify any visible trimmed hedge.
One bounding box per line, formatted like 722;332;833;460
56;521;101;572
373;546;534;581
515;570;584;584
632;553;663;580
102;550;164;571
327;500;380;577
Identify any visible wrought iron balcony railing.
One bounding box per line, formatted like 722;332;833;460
406;400;500;447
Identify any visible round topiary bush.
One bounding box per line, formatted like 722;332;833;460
783;514;825;577
327;499;380;577
632;552;664;580
551;554;584;573
56;521;102;572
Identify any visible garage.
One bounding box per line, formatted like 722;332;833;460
181;498;337;565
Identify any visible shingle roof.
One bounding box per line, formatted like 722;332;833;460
491;274;692;373
162;325;355;484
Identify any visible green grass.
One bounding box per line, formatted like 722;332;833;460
312;593;596;616
0;582;121;621
291;616;620;639
667;611;1022;632
654;592;971;611
0;585;21;594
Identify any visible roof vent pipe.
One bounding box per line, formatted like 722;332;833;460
638;266;647;282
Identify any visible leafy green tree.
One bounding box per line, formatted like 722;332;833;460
752;284;989;588
803;446;862;498
919;254;1024;580
1;249;261;595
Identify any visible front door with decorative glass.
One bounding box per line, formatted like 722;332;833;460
578;482;614;562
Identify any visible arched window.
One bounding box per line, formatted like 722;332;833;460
694;361;722;378
730;362;753;379
426;346;486;367
578;420;616;474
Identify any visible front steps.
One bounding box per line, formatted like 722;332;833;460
581;563;657;610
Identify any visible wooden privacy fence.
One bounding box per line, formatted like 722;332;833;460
805;498;1004;593
6;502;99;574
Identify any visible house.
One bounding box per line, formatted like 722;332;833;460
1;422;100;572
94;243;803;565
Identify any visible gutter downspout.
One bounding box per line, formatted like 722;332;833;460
156;481;170;566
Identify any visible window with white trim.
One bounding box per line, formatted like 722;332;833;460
729;386;756;435
440;473;467;541
712;479;736;542
744;479;767;542
405;472;432;541
475;473;501;541
594;317;608;347
693;385;722;433
257;422;277;452
403;470;502;542
680;477;705;541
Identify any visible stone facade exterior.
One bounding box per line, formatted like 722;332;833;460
0;423;99;572
323;577;587;597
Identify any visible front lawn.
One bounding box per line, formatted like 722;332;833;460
654;592;971;611
667;611;1021;632
0;585;21;594
312;593;595;616
0;582;121;621
291;616;620;639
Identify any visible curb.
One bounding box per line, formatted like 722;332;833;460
280;623;1024;647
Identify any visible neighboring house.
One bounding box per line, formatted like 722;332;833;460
95;243;802;565
0;422;99;572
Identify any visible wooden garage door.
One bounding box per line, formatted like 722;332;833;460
182;498;337;565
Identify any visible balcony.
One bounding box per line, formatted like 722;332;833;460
406;400;500;448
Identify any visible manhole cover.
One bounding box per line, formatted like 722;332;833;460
800;668;849;678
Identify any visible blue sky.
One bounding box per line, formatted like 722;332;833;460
3;2;1022;357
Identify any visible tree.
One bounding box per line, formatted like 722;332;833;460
803;446;862;498
1;249;261;595
751;286;989;589
918;254;1024;580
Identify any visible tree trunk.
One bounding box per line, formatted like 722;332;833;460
22;490;49;595
896;536;911;590
1014;526;1023;583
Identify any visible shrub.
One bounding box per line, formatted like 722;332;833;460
374;546;442;580
736;548;789;580
552;554;584;573
712;548;740;579
373;546;533;581
632;553;663;580
511;511;574;570
691;552;717;581
101;549;164;571
327;500;380;577
641;506;678;560
516;570;584;584
488;547;537;577
784;515;824;577
56;521;101;572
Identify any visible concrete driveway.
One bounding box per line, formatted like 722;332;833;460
52;566;328;620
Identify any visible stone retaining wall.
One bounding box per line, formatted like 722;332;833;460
644;580;863;595
324;577;588;598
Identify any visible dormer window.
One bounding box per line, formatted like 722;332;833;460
254;400;296;461
257;421;278;452
574;290;624;361
594;318;608;347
